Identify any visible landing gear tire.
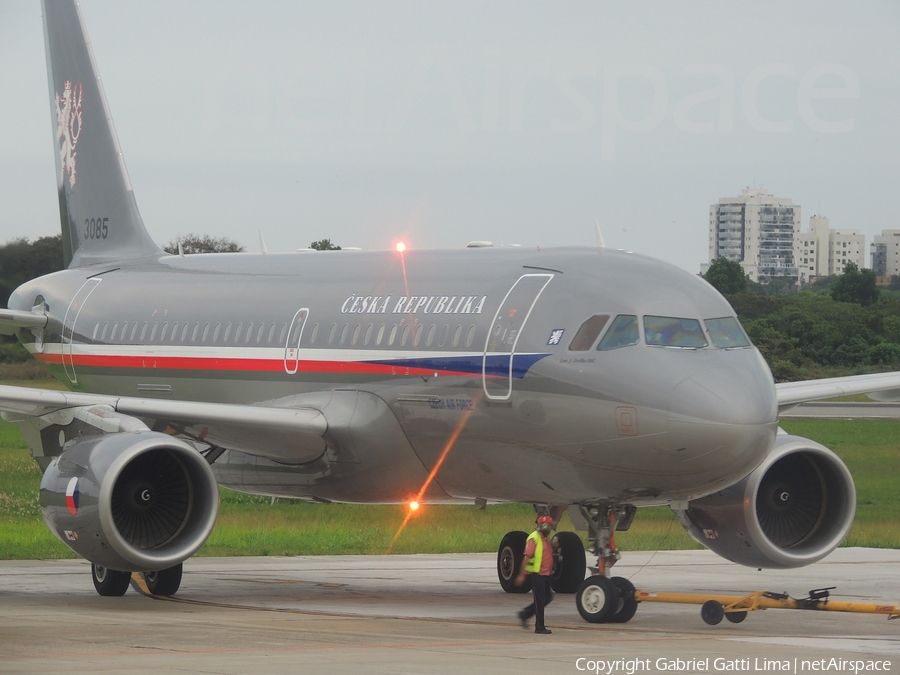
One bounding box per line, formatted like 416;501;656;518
576;575;620;623
550;531;586;594
609;576;638;623
497;531;529;594
143;563;183;596
725;611;747;624
701;599;725;625
91;564;130;597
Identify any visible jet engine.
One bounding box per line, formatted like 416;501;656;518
675;433;855;568
40;431;219;572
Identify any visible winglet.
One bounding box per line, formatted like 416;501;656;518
595;220;605;250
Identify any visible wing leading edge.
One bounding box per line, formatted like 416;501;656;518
0;384;327;464
776;371;900;413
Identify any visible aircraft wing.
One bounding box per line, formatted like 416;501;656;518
776;371;900;413
0;384;328;464
0;309;48;335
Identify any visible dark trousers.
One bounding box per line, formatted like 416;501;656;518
520;574;554;629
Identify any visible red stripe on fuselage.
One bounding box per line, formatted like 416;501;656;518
33;352;476;378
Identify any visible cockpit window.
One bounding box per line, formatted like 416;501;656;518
643;316;708;348
569;314;610;351
705;317;752;348
597;314;639;351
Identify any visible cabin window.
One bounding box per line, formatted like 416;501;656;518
255;323;264;344
150;322;159;342
267;323;276;344
181;323;190;341
597;315;639;351
705;317;752;349
233;323;242;343
412;324;423;347
465;324;476;348
192;322;201;342
213;323;221;343
224;323;232;342
340;323;349;345
328;324;337;345
400;324;410;346
438;324;449;347
120;322;128;341
279;323;288;344
92;323;99;341
170;322;178;341
244;323;254;343
140;322;148;341
388;325;398;346
203;323;211;342
101;322;109;341
309;323;318;345
364;324;373;346
452;325;462;348
110;322;118;341
568;314;610;351
376;324;385;346
426;324;436;347
643;316;707;348
352;324;361;345
130;323;139;341
159;323;167;342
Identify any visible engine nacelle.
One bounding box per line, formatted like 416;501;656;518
40;431;219;572
675;434;855;568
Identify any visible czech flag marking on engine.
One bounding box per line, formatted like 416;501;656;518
65;477;80;516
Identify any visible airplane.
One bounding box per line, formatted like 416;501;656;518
2;0;900;624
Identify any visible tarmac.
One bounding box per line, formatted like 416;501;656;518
1;548;898;674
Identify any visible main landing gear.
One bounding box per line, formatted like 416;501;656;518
90;562;184;597
496;502;639;624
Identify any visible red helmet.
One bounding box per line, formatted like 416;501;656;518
536;515;553;525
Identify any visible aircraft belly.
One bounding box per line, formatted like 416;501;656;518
214;390;453;503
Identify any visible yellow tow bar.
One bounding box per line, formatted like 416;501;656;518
634;587;900;625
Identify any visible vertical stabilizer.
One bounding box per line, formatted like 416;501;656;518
42;0;161;267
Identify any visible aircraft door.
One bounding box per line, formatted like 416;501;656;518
283;308;310;374
482;273;553;401
62;277;102;385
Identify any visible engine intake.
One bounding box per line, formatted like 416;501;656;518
40;431;219;572
675;434;855;568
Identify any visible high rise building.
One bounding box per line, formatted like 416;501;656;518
871;230;900;283
708;188;800;283
796;216;865;284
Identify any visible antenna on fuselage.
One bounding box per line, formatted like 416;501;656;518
177;240;185;257
259;231;268;254
595;220;605;250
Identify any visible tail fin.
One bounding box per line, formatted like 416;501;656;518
42;0;161;267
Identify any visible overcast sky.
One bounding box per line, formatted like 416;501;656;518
1;1;898;273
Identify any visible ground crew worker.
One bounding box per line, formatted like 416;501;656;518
515;515;558;634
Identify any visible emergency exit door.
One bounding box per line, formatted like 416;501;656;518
283;308;309;374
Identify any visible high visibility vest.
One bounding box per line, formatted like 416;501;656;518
525;531;543;573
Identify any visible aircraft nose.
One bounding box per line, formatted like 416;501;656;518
666;362;778;476
669;365;777;427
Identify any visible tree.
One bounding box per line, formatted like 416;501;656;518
163;234;245;255
309;239;341;251
0;235;64;308
703;257;748;295
889;275;900;292
830;262;879;307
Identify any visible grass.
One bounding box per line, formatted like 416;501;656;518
0;417;896;559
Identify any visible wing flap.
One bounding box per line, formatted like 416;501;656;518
776;371;900;412
0;309;48;335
